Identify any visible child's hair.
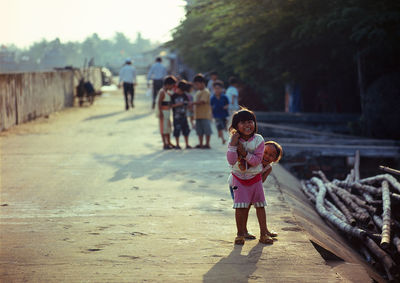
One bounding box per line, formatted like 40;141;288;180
156;57;162;62
210;71;218;76
229;76;239;85
212;80;224;88
164;75;177;86
193;73;206;84
265;141;283;163
177;80;189;91
229;108;257;137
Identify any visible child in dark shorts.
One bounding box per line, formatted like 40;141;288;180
210;80;229;144
171;80;192;149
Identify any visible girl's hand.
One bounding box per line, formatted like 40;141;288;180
237;143;247;157
230;130;240;146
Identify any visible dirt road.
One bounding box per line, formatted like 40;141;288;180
1;76;344;282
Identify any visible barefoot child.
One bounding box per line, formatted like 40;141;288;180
226;108;276;245
156;75;177;150
210;80;229;144
171;80;192;149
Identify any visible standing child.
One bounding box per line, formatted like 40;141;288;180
227;108;276;245
192;74;212;149
226;76;240;116
210;80;229;144
207;71;219;95
156;75;177;150
171;80;192;149
185;82;195;129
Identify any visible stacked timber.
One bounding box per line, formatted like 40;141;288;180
300;151;400;281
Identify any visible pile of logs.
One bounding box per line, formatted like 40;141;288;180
300;151;400;281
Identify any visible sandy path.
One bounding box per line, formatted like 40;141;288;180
0;76;343;282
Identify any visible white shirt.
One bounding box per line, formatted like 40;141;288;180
147;62;167;81
119;65;136;84
226;86;239;111
207;79;215;95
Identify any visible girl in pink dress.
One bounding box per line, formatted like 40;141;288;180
227;109;277;245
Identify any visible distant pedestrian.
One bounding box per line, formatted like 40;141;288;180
210;80;229;144
192;74;212;149
156;75;177;150
147;57;167;109
207;71;219;95
171;80;192;149
119;58;137;110
226;76;240;115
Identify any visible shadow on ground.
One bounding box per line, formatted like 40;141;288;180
203;244;265;283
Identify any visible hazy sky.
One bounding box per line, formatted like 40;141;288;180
1;0;187;48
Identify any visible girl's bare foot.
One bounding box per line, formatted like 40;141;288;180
234;236;245;245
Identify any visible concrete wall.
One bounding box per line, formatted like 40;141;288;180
0;68;101;131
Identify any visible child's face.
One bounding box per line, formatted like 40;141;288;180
211;74;218;81
213;85;223;96
194;82;205;90
165;84;175;91
263;145;278;164
237;120;255;136
176;88;184;94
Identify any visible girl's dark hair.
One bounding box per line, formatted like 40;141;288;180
164;75;177;86
265;141;283;163
229;76;239;85
229;108;257;137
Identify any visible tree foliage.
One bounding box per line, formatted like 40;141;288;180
170;0;400;131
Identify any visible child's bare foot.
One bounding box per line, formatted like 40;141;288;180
234;236;245;245
259;234;274;245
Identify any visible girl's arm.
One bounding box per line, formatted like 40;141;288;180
245;142;264;166
262;166;272;182
227;133;240;165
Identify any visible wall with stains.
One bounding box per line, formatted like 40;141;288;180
0;68;101;131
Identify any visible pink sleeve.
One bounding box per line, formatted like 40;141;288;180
245;142;264;166
227;144;238;165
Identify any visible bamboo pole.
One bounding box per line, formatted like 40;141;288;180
326;184;357;226
360;174;400;194
354;150;360;181
393;235;400;253
381;181;391;249
379;165;400;176
311;177;365;238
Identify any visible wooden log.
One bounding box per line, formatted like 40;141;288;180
360;174;400;194
311;177;365;238
364;237;396;277
381;180;391;249
330;185;370;223
393;235;400;253
300;181;347;222
326;184;357;226
373;215;383;230
360;246;376;266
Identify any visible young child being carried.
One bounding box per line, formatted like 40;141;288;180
171;80;192;149
227;108;278;245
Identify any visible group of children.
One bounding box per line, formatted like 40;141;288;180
155;73;240;150
155;74;283;246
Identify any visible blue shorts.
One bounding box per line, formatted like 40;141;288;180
195;119;212;136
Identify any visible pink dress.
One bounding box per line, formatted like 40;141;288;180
227;134;267;208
